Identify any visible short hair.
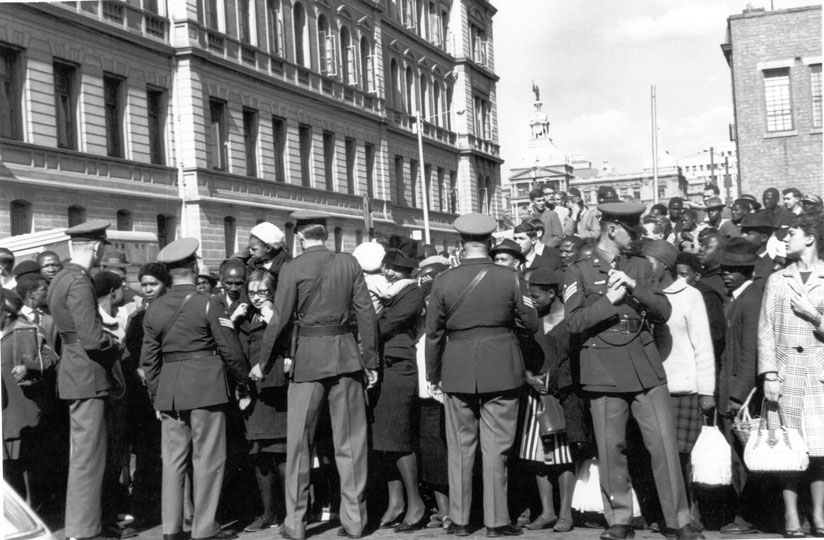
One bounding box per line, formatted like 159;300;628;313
513;221;538;238
782;187;802;199
701;231;727;248
247;269;276;293
541;185;555;194
704;183;720;195
567;187;581;198
648;216;672;237
682;209;697;220
138;262;170;287
675;252;702;274
528;188;543;202
37;251;60;265
15;274;46;298
297;222;328;241
525;217;545;234
560;235;585;251
0;248;14;270
791;214;824;257
92;271;123;298
219;258;247;279
650;203;668;216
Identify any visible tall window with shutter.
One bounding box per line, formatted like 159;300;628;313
0;45;22;141
208;99;228;171
104;74;124;158
54;61;77;150
147;87;165;165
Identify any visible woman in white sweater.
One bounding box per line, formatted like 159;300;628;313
642;240;716;528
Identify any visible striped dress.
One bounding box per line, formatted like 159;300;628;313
758;261;824;456
519;389;573;465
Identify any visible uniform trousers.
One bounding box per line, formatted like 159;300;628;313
160;406;226;539
443;390;519;528
284;374;368;539
590;384;690;529
65;397;107;539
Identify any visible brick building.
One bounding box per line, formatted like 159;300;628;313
0;0;502;265
722;5;822;196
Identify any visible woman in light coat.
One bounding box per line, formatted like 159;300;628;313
759;214;824;538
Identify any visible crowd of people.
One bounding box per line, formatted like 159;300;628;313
1;184;823;540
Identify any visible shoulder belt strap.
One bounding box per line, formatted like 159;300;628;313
445;267;489;322
160;292;197;343
298;252;337;320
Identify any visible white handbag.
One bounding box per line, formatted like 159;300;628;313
691;414;732;486
744;400;809;473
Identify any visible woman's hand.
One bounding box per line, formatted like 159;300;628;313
764;379;781;402
230;303;249;322
11;365;27;383
249;363;263;382
790;292;821;324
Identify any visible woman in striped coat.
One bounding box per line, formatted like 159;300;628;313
759;214;824;538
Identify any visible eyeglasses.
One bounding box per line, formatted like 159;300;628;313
247;290;271;297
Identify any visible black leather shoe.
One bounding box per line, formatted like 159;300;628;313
163;534;190;540
487;525;523;537
192;531;237;540
664;526;705;540
395;514;428;533
336;527;362;539
600;525;635;540
446;523;472;537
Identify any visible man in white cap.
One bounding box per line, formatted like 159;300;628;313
248;222;291;282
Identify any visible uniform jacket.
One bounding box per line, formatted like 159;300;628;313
379;282;424;361
258;246;378;382
46;263;119;400
425;257;538;393
718;280;762;411
140;284;249;411
564;248;672;393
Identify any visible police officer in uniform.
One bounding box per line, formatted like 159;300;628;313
564;203;700;540
46;220;122;540
257;210;378;540
140;238;249;540
425;213;538;538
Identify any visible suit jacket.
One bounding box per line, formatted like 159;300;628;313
425;257;538;393
564;248;672;393
717;281;762;411
46;263;119;400
258;245;378;382
140;284;249;411
539;209;564;248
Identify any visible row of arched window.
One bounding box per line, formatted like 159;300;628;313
388;57;452;129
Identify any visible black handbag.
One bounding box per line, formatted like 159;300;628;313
538;392;566;437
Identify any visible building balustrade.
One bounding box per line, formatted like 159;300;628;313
48;1;169;42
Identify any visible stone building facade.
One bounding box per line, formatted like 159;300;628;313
722;5;822;196
0;0;502;266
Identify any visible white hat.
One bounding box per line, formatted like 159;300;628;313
353;242;386;272
250;222;284;246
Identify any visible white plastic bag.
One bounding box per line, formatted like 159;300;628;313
690;425;732;486
571;458;641;517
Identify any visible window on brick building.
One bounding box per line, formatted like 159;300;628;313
54;60;78;150
299;123;312;187
364;143;375;199
323;130;335;191
0;44;22;141
104;74;125;158
764;68;793;132
345;137;356;195
470;24;487;67
812;64;822;129
341;26;357;86
10;199;31;237
405;66;415;115
157;214;176;248
243;108;258;177
410;159;419;207
272;116;286;182
449;171;456;213
360;37;374;94
116;209;133;231
224;216;236;257
68;205;86;227
147;87;166;165
438;167;445;211
395;155;405;205
208;99;228;171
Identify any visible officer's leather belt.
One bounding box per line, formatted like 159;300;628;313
298;324;351;337
447;327;511;340
604;319;643;334
163;350;217;363
60;332;79;345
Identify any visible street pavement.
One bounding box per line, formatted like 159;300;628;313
51;521;782;540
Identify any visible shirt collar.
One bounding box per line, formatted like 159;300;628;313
731;280;753;300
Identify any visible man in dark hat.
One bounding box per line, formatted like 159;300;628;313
564;203;699;540
490;238;526;272
715;238;762;535
703;197;728;231
739;211;776;282
802;193;823;216
426;213;538;538
141;237;249;540
257;210;378;540
46;220;129;540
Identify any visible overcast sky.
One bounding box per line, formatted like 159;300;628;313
493;0;819;178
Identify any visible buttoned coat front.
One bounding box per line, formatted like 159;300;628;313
758;261;824;456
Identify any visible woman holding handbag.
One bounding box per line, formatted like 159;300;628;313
759;214;824;538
